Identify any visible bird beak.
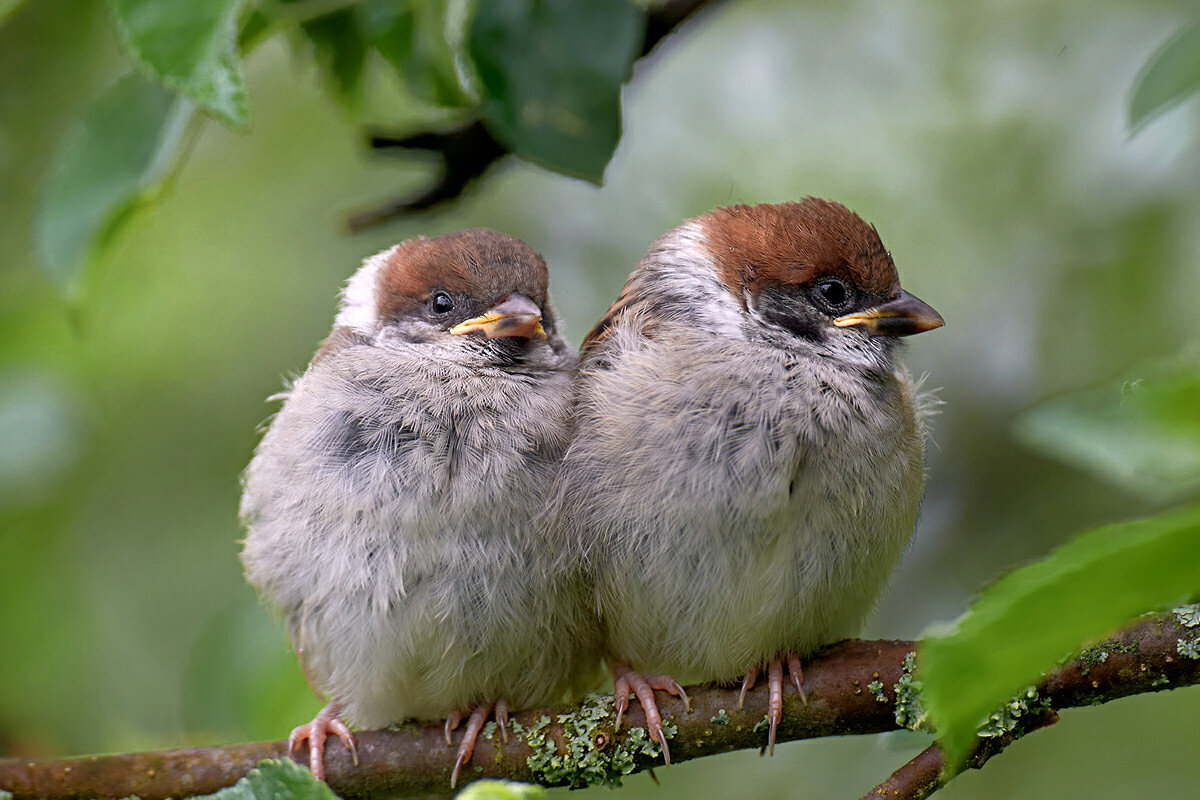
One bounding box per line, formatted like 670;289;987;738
832;289;944;337
449;292;545;339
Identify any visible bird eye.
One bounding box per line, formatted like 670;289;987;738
429;291;455;315
812;279;852;313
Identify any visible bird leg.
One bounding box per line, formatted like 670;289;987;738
288;702;358;782
445;700;509;788
611;663;690;765
739;653;808;755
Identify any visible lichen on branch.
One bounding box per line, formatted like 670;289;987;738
1;613;1198;800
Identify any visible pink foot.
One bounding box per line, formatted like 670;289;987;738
289;703;358;782
612;664;690;765
738;654;807;755
445;700;509;788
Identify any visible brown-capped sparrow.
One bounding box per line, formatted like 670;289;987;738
552;199;943;759
240;230;597;785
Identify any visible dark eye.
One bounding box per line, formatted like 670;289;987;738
429;291;455;315
812;278;852;313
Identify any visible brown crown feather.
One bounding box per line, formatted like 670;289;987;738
700;198;899;299
375;229;550;321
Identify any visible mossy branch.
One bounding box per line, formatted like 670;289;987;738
2;612;1198;800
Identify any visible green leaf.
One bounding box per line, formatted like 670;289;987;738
362;0;469;107
196;759;338;800
303;9;369;102
456;780;546;800
1015;364;1200;502
237;9;274;52
1129;21;1200;129
468;0;644;183
0;0;29;26
110;0;249;128
35;74;195;300
921;504;1200;771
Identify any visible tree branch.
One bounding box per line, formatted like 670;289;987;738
2;612;1197;800
860;710;1060;800
346;0;730;231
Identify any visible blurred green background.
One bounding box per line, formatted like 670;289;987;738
2;0;1200;797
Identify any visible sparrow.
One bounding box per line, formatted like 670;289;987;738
240;229;596;785
553;199;943;759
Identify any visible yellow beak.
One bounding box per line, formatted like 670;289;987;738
833;290;944;337
449;292;545;339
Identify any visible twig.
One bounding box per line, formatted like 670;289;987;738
860;610;1198;800
347;121;504;230
860;711;1059;800
863;743;945;800
347;0;730;230
2;612;1197;800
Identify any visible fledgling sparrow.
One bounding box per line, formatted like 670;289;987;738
553;199;943;759
240;230;596;784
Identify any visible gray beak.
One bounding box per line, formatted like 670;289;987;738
833;290;944;337
448;292;545;339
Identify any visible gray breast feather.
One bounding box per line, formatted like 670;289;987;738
241;339;597;726
557;329;924;682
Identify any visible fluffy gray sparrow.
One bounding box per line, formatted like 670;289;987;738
240;230;595;784
554;199;943;759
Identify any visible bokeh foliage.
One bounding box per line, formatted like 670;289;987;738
3;1;1200;798
34;0;644;297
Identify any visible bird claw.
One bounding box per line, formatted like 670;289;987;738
444;709;465;746
288;703;357;782
612;665;687;765
767;659;783;756
495;699;510;744
445;701;507;788
738;667;759;710
787;652;808;706
741;653;807;755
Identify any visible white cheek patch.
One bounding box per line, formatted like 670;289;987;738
334;245;399;335
653;221;745;339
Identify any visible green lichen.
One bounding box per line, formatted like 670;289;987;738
483;721;498;741
510;716;553;778
1;791;12;800
1151;675;1171;687
867;679;887;703
511;693;672;789
976;686;1048;738
752;715;770;733
1177;637;1200;659
606;721;669;784
1078;639;1137;667
710;709;730;725
1174;603;1200;628
894;651;931;732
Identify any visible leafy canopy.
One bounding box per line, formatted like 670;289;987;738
31;0;644;300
